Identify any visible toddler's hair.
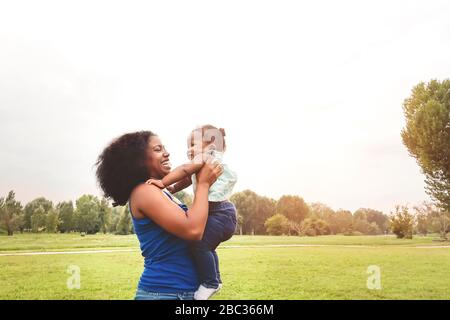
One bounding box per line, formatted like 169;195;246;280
192;124;226;152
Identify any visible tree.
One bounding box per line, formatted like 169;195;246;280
23;197;53;231
427;205;450;240
287;220;302;236
390;205;414;239
74;195;101;234
230;190;277;235
401;79;450;212
413;202;435;236
31;206;46;233
45;208;59;233
354;208;388;234
116;205;133;235
328;209;353;234
0;191;23;236
299;218;330;236
276;195;310;225
98;198;111;234
236;212;244;235
57;201;75;233
309;202;335;221
174;191;193;208
264;214;289;236
230;190;259;235
353;218;381;235
109;206;122;233
253;196;277;235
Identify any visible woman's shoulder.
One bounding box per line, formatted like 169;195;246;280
130;183;165;205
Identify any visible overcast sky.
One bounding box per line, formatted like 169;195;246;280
1;0;450;213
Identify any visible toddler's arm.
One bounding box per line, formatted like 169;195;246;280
168;176;193;194
161;162;203;189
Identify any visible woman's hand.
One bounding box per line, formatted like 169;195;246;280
196;156;224;187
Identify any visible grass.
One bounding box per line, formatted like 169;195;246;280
0;234;449;299
0;233;140;252
0;233;444;253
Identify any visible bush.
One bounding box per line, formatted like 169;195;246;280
390;205;414;239
264;214;289;235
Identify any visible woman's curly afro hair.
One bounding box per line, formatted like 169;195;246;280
95;131;156;206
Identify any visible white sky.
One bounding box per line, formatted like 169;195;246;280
1;0;449;213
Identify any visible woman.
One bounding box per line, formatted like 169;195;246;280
95;131;223;300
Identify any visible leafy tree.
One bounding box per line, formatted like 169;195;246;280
45;208;59;233
57;201;75;233
413;202;435;236
98;198;111;234
230;190;277;235
353;218;381;235
309;202;335;221
253;196;277;235
354;208;388;234
31;206;46;233
230;190;259;235
276;195;310;224
0;191;23;236
174;191;193;207
109;206;122;233
23;197;53;231
116;205;133;235
264;214;289;235
299;218;330;236
390;205;414;239
328;209;353;234
236;212;244;235
74;195;101;234
428;205;450;240
401;79;450;212
287;220;302;236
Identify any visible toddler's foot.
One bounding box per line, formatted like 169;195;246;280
194;284;221;300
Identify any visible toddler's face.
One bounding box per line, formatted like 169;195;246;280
187;132;206;161
187;132;203;160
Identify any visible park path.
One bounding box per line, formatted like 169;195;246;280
1;244;450;257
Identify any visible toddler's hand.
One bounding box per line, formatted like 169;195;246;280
145;179;165;189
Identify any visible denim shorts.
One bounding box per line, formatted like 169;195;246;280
134;288;195;300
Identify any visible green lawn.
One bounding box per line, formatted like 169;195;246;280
0;233;444;253
0;234;449;299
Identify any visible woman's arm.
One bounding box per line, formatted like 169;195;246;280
132;160;222;241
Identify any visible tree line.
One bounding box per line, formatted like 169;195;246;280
1;189;448;239
0;192;134;236
231;190;449;239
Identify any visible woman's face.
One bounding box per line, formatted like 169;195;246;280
146;136;171;179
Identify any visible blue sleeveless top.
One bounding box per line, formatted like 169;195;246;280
130;190;199;293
